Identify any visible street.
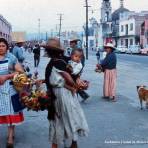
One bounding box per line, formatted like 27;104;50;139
1;51;148;148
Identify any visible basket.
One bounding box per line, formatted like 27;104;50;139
12;73;31;92
20;89;50;111
12;73;50;111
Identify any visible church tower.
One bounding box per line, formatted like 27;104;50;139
100;0;112;44
101;0;112;23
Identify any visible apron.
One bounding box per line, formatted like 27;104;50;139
0;59;22;116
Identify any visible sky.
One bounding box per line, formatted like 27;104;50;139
0;0;147;34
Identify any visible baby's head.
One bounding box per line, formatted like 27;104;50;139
71;48;83;63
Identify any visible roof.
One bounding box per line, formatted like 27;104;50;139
112;7;129;21
11;32;26;42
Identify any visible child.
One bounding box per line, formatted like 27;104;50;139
67;48;89;101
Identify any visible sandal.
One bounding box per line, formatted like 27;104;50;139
6;142;14;148
6;136;14;148
110;97;117;102
70;141;78;148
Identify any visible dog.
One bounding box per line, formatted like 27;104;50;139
137;85;148;110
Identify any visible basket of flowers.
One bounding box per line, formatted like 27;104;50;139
12;73;50;111
20;90;50;111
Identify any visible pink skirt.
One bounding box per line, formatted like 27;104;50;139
103;69;117;97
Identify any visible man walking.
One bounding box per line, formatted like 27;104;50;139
12;40;25;64
33;44;40;67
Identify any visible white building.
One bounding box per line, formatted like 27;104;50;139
0;15;12;42
118;11;148;47
83;18;102;50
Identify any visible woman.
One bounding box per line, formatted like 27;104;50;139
44;38;89;148
0;38;24;147
98;43;117;102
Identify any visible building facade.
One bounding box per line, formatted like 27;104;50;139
140;20;148;48
0;15;12;42
118;11;148;47
112;0;129;46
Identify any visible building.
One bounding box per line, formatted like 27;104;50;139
0;15;12;42
99;0;129;46
118;11;148;47
112;0;129;46
100;0;112;44
140;20;148;48
82;17;102;49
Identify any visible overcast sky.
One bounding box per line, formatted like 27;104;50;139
0;0;147;33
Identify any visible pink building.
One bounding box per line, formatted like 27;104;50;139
0;15;12;42
140;20;148;48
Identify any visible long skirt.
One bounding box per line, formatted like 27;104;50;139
0;80;24;126
103;69;117;97
49;87;89;145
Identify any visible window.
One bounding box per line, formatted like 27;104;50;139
130;23;133;31
121;25;124;32
121;39;124;45
130;39;133;45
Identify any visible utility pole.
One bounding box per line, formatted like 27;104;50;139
38;18;40;42
57;14;63;42
84;0;90;59
55;24;58;37
46;32;48;41
51;29;53;38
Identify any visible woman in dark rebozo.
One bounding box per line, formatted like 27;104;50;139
44;38;89;148
0;38;24;148
98;43;117;102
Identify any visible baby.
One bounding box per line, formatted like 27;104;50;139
66;48;89;101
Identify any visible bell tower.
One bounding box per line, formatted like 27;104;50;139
100;0;112;44
101;0;112;23
120;0;124;8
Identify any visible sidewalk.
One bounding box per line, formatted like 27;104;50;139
1;51;148;148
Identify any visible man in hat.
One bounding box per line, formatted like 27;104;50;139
70;39;80;50
12;41;25;64
33;44;40;67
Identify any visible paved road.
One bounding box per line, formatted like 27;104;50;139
117;54;148;65
1;50;148;148
90;50;148;65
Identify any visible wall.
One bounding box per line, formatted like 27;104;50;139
0;15;12;42
119;18;135;36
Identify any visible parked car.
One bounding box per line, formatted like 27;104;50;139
126;45;140;54
140;45;148;55
114;47;121;53
117;46;128;53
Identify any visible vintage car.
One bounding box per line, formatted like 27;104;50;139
117;46;128;53
140;45;148;55
126;45;140;54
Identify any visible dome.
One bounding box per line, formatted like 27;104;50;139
112;7;129;21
